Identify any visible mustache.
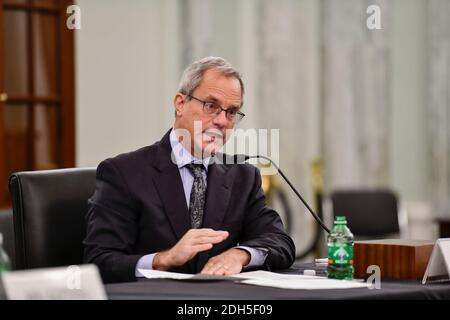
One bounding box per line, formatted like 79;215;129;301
202;129;224;139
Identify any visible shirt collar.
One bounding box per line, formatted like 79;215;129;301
169;128;210;172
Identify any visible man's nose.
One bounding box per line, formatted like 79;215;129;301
212;110;230;127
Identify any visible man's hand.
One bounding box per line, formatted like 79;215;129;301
200;248;251;276
152;228;228;270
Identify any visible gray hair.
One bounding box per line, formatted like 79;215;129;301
177;56;244;101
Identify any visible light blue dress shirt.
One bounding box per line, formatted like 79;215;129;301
135;129;267;276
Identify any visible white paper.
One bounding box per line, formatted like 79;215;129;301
137;269;319;281
422;238;450;284
137;269;239;281
235;270;367;290
2;264;107;300
233;270;322;281
240;278;368;290
137;269;194;280
136;269;366;289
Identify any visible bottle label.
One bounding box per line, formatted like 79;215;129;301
328;244;353;266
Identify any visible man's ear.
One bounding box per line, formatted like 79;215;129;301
174;93;185;117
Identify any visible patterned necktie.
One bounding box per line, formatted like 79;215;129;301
186;163;206;228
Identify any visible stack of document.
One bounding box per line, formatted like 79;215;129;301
137;269;368;290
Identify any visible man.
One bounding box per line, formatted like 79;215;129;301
83;57;295;283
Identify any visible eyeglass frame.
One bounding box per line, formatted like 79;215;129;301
185;94;245;123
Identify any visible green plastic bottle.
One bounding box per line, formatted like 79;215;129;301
0;233;11;273
327;216;354;280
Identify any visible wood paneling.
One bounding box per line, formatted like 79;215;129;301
0;0;75;207
0;0;7;205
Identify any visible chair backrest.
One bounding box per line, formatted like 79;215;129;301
9;168;96;269
331;190;400;238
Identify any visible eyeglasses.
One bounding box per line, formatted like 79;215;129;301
187;94;245;123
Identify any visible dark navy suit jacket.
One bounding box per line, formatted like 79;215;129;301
83;130;295;283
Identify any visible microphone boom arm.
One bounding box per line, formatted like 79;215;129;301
245;155;330;234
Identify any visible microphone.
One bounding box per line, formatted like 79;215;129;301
233;154;330;234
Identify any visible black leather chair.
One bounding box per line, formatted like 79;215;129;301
9;168;96;269
330;190;402;238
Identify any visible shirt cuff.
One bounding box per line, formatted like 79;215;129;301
235;246;268;268
135;253;157;277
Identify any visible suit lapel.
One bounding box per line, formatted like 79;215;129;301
196;160;234;271
152;131;190;241
151;133;235;273
203;163;233;229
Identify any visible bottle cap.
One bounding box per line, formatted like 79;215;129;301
335;216;347;223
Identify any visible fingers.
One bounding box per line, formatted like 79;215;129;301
192;243;213;252
200;249;245;275
201;254;229;275
191;235;226;246
188;228;229;239
202;261;230;275
184;229;229;246
167;229;229;268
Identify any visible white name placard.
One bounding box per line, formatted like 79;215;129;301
1;264;106;300
422;238;450;284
